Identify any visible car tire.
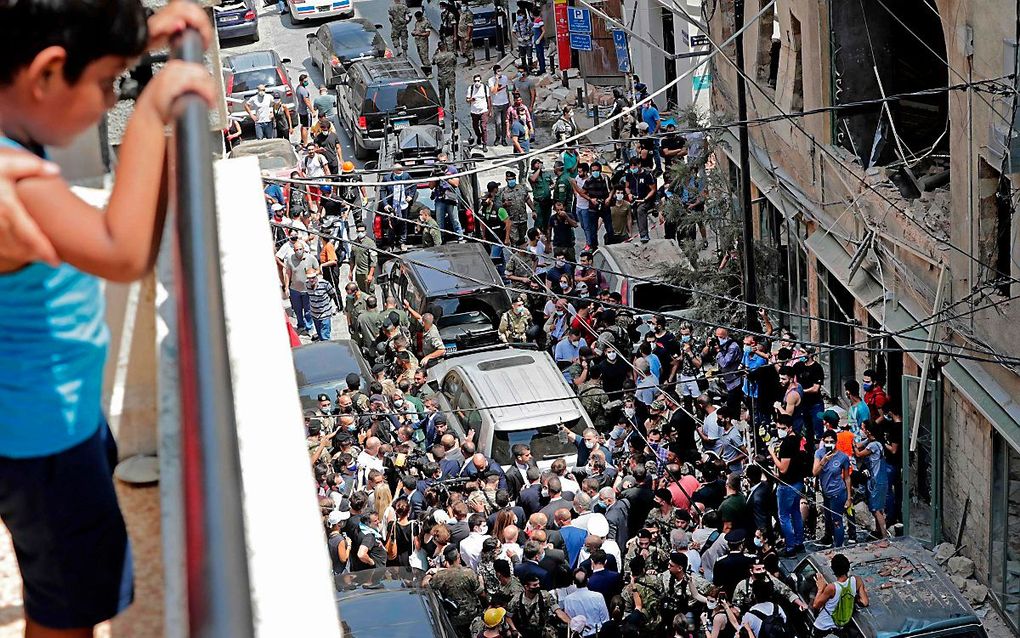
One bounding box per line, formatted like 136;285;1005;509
353;133;371;160
252;28;260;42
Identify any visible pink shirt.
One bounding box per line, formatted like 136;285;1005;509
668;475;702;512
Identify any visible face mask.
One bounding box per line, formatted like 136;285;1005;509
508;179;517;187
356;231;366;239
753;537;764;548
592;170;601;178
515;305;526;315
607;351;618;361
681;335;691;343
799;356;807;363
347;423;357;432
862;382;873;391
478;524;489;535
743;345;753;354
585;439;597;450
630;167;638;174
555;259;566;267
776;429;789;439
706;600;718;610
824;442;836;452
555;310;565;317
541;487;549;498
615;193;624;201
394;399;404;408
611;425;626;438
624;407;635;418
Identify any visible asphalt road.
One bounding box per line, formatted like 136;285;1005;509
220;1;515;169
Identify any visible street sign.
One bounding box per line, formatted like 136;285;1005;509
567;7;591;34
554;0;573;70
690;34;710;47
569;32;593;51
612;29;630;73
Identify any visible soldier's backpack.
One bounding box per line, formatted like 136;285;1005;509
749;603;792;638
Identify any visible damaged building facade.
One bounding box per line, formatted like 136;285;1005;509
707;0;1020;627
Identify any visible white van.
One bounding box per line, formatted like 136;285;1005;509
426;346;592;468
592;238;692;311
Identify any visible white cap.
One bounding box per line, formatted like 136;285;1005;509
271;203;284;212
587;513;609;538
327;509;350;526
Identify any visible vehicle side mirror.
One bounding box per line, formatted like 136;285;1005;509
375;23;384;29
281;57;292;64
305;33;316;39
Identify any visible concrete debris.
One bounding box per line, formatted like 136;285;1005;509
951;575;969;590
948;556;976;578
934;542;956;562
966;582;989;605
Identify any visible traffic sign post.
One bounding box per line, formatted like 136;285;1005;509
569;32;593;51
611;28;630;73
567;7;591;34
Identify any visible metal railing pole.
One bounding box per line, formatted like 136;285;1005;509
170;27;255;638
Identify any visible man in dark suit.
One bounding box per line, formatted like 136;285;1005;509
586;549;622;604
712;530;755;598
460;452;508;491
600;487;631;548
504;443;534;500
518;467;544;517
745;464;775;541
514;540;553;590
538;476;573;525
447;501;471;547
620;465;655;537
486;489;526;529
536;539;571;589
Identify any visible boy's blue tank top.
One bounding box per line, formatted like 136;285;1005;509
0;138;108;458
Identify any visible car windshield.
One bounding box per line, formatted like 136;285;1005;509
232;69;280;93
491;418;581;465
632;282;689;311
364;83;439;114
331;27;376;51
338;592;433;638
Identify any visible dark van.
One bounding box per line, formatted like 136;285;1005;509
335;59;443;159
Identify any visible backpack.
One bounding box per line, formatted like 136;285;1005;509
831;577;857;627
749;603;791;638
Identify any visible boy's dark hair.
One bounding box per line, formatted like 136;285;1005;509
831;553;850;577
0;0;149;86
844;379;861;396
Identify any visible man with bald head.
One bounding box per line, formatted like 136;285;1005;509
459;451;507;490
406;306;447;366
555;508;588;568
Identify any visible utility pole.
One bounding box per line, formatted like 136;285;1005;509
734;0;758;330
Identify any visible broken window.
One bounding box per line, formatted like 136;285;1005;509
788;14;803;112
977;158;1014;296
755;1;779;88
829;0;949;169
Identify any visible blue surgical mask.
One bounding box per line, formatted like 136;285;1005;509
507;179;517;187
743;345;753;354
592;170;601;178
681;335;691;343
799;356;807;363
630;167;638;174
862;382;873;391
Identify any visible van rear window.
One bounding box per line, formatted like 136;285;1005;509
363;83;439;114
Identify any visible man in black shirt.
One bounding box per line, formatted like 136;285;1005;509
623;156;657;243
314;116;341;175
768;414;807;556
582;161;611;249
659;122;687;174
796;346;826;445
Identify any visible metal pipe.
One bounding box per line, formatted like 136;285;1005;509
734;0;757;329
170;26;255;638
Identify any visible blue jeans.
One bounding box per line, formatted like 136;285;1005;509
822;489;847;547
435;200;463;235
578;208;597;248
277;0;286;12
535;39;546;74
808;403;825;442
255;121;275;139
313;316;332;341
289;289;313;331
777;482;804;551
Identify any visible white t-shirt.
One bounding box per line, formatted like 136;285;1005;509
574;175;590;211
467;82;489;115
303;152;328;178
742;601;787;636
488;74;511;106
247;93;274;123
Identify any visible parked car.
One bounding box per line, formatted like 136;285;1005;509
592;239;692;312
228;139;300;180
291;339;372;409
784;538;988;638
335;59;443;159
426;345;592;468
214;0;259;42
223;50;295;123
305;19;390;88
286;0;354;22
378;242;510;352
422;0;506;44
336;568;459;638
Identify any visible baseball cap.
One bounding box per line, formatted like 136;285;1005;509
271;203;284;212
317;394;330;402
822;409;840;425
327;509;350;526
370;393;386;404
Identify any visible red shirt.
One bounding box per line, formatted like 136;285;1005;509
668;475;702;512
864;386;889;414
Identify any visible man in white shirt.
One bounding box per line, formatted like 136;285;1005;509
488;64;511;146
459;513;491;569
466;73;491;149
561;570;609;637
245;84;276;139
740;579;787;636
355;437;386;489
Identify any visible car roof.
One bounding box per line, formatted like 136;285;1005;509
336;568;446;638
354;58;425;84
799;538;981;637
327;17;376;37
229;138;296;158
404;243;504;296
291;339;372;388
432;347;587;430
225;50;279;71
596;238;688;281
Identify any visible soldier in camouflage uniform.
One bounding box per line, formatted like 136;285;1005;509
388;0;410;56
348;223;378;294
432;41;458;121
411;11;433;71
457;2;474;64
417;206;443;247
344;282;367;330
509;574;570;638
644;487;683;535
499;295;532;343
731;561;807;612
623;529;670;577
494;170;533;247
659;553;710;632
577;364;610;429
424;547;484;638
621;555;664;629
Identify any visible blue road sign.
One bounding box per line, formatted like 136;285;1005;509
612;29;630;73
569;32;593;50
567;7;591;33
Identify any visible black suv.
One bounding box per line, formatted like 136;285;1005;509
336;59;443;159
378;243;511;353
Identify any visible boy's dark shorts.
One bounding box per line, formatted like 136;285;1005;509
299;112;312;127
0;422;133;629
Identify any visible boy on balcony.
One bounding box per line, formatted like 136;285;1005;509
0;1;215;636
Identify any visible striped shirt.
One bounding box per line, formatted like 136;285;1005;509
308;280;337;319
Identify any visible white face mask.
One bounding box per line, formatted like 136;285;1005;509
585;439;597;450
706;600;718;610
624;407;635;417
541;487;549;498
356;231;366;239
615;193;624;201
394;399;405;408
607;351;618;361
478;524;489;535
776;429;789;439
